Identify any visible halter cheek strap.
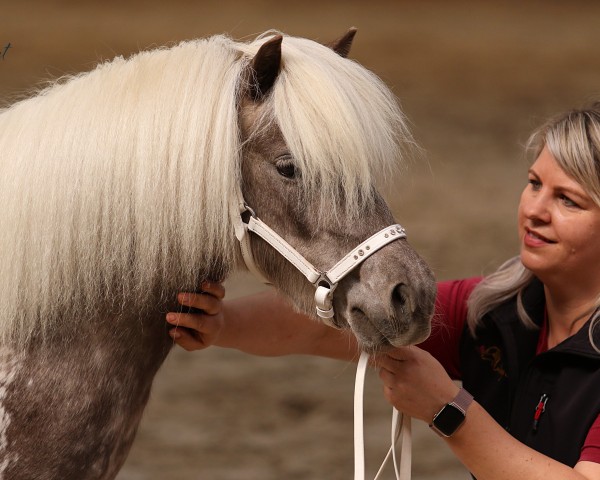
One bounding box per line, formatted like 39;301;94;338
231;193;406;324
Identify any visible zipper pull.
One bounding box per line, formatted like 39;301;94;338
532;393;548;432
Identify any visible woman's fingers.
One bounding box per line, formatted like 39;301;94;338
374;347;411;373
378;365;395;384
177;293;221;315
167;312;223;349
166;312;212;332
384;346;414;361
176;282;225;315
166;311;223;338
169;327;208;351
200;281;226;300
165;281;226;351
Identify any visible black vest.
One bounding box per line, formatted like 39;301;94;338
459;279;600;467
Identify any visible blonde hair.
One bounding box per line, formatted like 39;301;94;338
0;32;410;345
467;102;600;351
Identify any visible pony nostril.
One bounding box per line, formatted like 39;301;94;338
350;306;370;328
392;284;411;316
351;306;367;319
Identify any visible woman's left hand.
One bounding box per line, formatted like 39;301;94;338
378;346;460;423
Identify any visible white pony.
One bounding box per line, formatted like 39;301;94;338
0;30;435;479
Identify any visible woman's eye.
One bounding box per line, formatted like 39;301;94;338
560;194;580;208
528;178;541;190
276;158;297;179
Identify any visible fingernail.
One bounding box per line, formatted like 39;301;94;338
166;313;176;323
201;281;212;290
170;329;181;339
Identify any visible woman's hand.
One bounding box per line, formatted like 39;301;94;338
166;282;225;351
377;346;459;423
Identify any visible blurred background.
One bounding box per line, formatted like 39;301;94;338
2;1;600;478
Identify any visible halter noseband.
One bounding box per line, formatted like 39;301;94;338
231;190;407;326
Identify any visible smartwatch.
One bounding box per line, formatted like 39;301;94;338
429;388;474;437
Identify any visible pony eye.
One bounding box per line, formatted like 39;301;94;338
275;158;297;179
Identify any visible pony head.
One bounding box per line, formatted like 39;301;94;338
235;31;436;351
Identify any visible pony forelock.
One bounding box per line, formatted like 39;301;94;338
240;32;411;220
0;31;412;344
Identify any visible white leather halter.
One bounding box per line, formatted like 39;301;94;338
231;192;407;325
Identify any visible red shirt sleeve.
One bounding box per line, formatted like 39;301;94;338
580;414;600;464
418;277;482;380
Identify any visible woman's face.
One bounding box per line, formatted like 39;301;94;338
518;146;600;286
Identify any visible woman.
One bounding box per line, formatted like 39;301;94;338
166;104;600;479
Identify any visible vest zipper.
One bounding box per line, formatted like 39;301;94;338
532;393;548;433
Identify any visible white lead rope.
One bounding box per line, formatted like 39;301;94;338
355;352;412;480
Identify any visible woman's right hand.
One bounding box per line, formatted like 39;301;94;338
166;282;225;351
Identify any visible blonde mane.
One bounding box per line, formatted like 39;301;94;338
0;32;409;344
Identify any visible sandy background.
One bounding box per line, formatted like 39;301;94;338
2;1;600;478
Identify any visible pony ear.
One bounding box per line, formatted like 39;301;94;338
328;27;357;58
249;35;283;100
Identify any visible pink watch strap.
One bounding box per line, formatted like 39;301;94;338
450;388;474;414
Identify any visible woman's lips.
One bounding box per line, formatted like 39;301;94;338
524;227;556;247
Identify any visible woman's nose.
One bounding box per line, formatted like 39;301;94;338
522;191;551;223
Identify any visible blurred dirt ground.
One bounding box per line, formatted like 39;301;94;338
2;1;600;478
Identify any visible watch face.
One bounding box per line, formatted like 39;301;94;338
432;404;465;436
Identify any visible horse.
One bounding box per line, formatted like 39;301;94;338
0;30;436;479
